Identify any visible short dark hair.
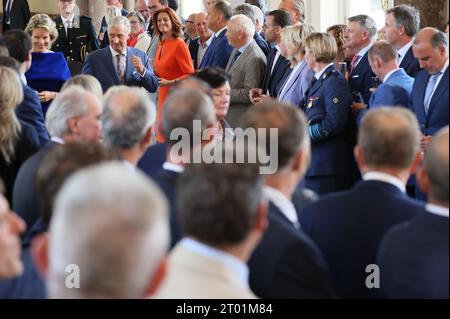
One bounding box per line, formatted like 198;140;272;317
36;142;118;228
386;5;420;38
430;30;448;50
167;0;178;11
212;1;232;21
0;30;32;63
194;67;231;89
240;100;309;170
0;56;20;73
178;145;264;246
267;9;292;28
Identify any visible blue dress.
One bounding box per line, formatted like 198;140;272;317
25;52;71;116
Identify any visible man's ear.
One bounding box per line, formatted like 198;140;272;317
31;233;50;279
409;151;423;175
68;117;79;136
144;257;168;298
354;146;365;171
416;166;429;195
142;126;154;149
254;199;268;233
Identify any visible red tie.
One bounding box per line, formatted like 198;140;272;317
349;55;360;75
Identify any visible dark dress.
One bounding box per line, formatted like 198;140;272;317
25;52;71;116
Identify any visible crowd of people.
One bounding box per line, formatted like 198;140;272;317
0;0;448;299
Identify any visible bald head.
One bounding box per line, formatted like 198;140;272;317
413;27;448;74
358;108;421;170
423;127;449;204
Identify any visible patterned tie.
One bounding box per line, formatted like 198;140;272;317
116;53;126;84
423;71;442;115
5;0;12;24
349;54;361;75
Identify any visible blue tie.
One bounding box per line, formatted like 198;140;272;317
424;72;442;114
231;50;242;65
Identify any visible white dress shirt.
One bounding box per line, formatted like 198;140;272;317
264;185;300;229
397;40;413;65
163;162;184;173
197;35;214;66
426;203;449;218
354;43;373;68
427;58;449;103
363;171;406;193
61;14;75;35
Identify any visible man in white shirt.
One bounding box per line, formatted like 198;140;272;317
189;12;213;69
378;126;449;299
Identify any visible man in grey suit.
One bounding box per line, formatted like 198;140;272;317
225;14;266;128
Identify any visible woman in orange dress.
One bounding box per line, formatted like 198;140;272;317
153;7;194;142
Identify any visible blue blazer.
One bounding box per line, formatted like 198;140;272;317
278;61;314;107
249;208;336;298
16;83;50;147
155;169;183;249
299;180;424;298
400;46;421;78
409;68;449;136
378;207;448;299
199;29;233;69
356;69;414;124
82;47;158;93
254;32;270;56
137;143;167;180
302;65;353;177
262;47;292;98
348;52;375;104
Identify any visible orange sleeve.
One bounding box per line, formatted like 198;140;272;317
175;40;194;79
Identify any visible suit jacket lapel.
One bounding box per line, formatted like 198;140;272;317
125;48;134;82
105;48;121;84
228;43;253;73
427;68;449;120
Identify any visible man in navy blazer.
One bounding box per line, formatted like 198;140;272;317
199;1;233;69
82;16;158;94
410;28;449;148
353;41;414;124
242;100;335;299
299;108;425;298
378;127;449;299
344;15;377;105
188;12;213;69
381;5;421;78
0;30;49;146
2;0;30;32
154;89;216;249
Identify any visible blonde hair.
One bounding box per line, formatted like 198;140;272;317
62;75;104;101
305;32;337;64
25;14;59;47
280;23;316;58
0;66;23;164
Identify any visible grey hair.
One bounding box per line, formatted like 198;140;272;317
127;11;146;27
45;86;90;138
423;126;449;203
49;162;169;298
430;31;448;51
251;5;265;28
359;107;421;169
102;87;156;149
386;5;420;38
229;14;255;38
233;4;256;27
107;16;131;34
348;14;378;39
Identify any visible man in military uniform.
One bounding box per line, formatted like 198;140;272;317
52;0;99;64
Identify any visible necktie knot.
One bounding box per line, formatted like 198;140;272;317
350;55;361;74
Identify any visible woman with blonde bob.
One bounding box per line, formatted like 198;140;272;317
25;14;71;116
301;32;354;195
0;66;40;202
61;75;104;100
277;23;316;106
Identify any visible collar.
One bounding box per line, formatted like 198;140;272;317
199;34;214;47
163;162;184;173
238;39;254;54
397;40;413;61
438;58;449;74
61;14;75;25
363;171;406;193
51;136;65;144
356;43;373;59
426;203;449;218
315;63;334;80
20;72;27;85
264;185;300;229
109;45;127;57
215;26;227;37
275;44;281;53
181;238;250;289
383;68;401;83
123;160;136;172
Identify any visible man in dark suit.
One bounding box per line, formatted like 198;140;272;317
199;1;233;69
13;87;103;229
410;28;449;154
0;30;49;146
82;16;158;93
378;127;449;299
52;0;100;64
189;12;213;69
250;9;292;102
155;89;216;249
381;5;421;78
241;100;335;298
2;0;30;32
299;107;425;299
